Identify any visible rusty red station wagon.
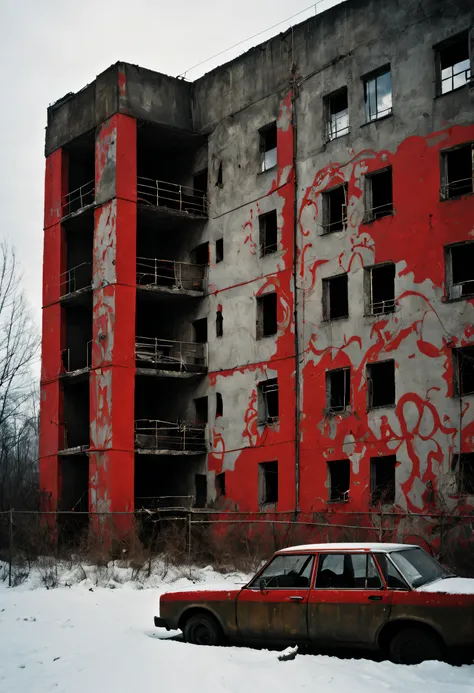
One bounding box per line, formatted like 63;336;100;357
155;543;474;664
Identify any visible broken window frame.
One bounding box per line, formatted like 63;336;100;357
367;359;396;410
453;346;474;397
257;378;279;426
327;459;350;503
259;122;277;173
370;455;396;506
321;183;348;234
435;31;472;96
216;310;223;338
326;367;351;414
363;66;393;122
216;471;226;498
259;210;278;257
216;392;223;418
216;161;223;187
440;142;474;201
451;453;474;495
256;292;278;340
365;262;396;316
322;273;349;321
216;238;224;263
325;87;349;141
445;242;474;300
364;167;394;222
258;461;278;505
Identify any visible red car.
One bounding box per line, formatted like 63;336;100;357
155;542;474;664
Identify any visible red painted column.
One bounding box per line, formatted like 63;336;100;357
89;114;137;527
39;149;68;511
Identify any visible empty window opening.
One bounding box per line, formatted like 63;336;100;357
453;346;474;396
64;131;95;216
62;380;90;450
63;212;94;296
441;144;474;199
194;474;207;508
437;32;471;95
259;210;278;256
323;274;348;321
365;168;393;221
366;263;396;315
216;310;223;338
328;459;350;502
216;472;226;498
216;161;223;187
216;238;224;263
367;360;395;409
364;66;392;122
326;368;351;413
63;305;93;372
193;169;208;196
192;242;209;266
193;318;208;343
258;378;279;425
259;122;277;172
194;396;208;424
257;292;277;339
216;392;223;418
326;88;349;141
134;455;205;511
446;242;474;299
322;184;347;233
371;455;396;505
452;453;474;495
58;454;89;544
259;461;278;505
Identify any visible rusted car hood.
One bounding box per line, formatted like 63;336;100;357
416;577;474;595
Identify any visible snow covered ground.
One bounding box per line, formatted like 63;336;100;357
0;561;472;693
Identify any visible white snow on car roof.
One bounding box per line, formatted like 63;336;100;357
277;542;418;553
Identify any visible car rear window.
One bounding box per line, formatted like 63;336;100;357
314;553;382;589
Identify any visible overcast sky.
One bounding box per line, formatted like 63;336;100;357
0;0;344;325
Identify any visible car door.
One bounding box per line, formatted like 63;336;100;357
308;552;392;646
236;553;314;644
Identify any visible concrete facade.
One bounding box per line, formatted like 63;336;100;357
40;0;474;537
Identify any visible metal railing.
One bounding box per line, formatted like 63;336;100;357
135;419;207;453
368;298;396;315
61;180;95;217
449;280;474;300
137;177;208;216
136;257;207;292
135;336;207;372
440;177;474;200
134;495;195;511
60;262;92;297
363;202;394;223
61;341;93;373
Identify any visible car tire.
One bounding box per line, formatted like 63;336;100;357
389;627;444;665
183;613;223;646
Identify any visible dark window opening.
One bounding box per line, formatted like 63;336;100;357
58;454;89;544
216;392;223;418
446;242;474;299
441;144;474;200
371;455;396;505
366;263;396;315
62;212;94;297
367;360;395;409
364;66;392;122
326;88;349;141
365;168;393;221
216;238;224;263
63;304;93;372
192;242;209;266
216;161;223;187
194;396;208;424
216;472;226;498
323;274;348;321
452;453;474;495
192;169;208;215
194;474;207;508
216;310;223;338
258;378;279;425
259;122;277;172
257;292;277;339
328;459;350;502
62;380;90;450
437;32;471;95
259;461;278;505
250;554;314;589
453;346;474;396
322;184;347;233
64;131;95;216
193;318;208;343
326;368;351;413
259;210;278;256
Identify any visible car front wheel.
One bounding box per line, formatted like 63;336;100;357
183;613;223;646
389;627;444;665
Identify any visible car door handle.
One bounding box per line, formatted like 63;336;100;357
289;595;304;602
368;595;383;601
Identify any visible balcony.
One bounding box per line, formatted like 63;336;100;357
60;263;92;302
136;257;207;295
135;419;207;455
135;337;207;376
137;177;208;218
61;341;92;378
61;180;95;218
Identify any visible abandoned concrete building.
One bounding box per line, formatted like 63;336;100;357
40;0;474;533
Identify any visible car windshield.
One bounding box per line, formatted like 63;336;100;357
389;548;450;588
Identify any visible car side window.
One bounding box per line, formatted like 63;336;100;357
375;553;409;589
249;554;314;589
315;553;382;589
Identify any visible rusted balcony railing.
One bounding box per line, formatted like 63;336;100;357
135;419;207;453
60;262;92;297
135;337;207;372
61;341;93;373
363;201;394;223
449;280;474;300
134;495;195;511
137;177;208;216
368;298;396;315
440;176;474;200
136;257;207;292
61;180;95;217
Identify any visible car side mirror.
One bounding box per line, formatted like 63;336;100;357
259;577;267;592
